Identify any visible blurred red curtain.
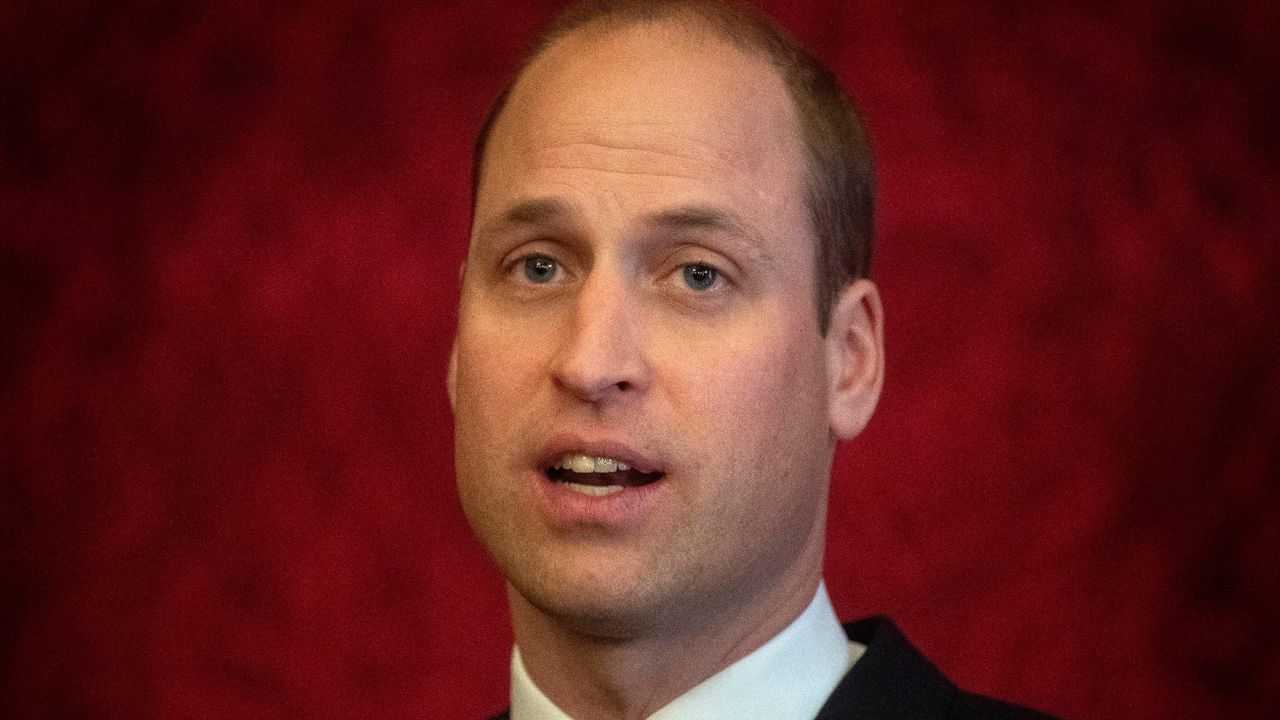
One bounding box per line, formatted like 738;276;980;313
2;1;1277;718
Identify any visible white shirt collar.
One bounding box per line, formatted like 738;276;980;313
510;582;865;720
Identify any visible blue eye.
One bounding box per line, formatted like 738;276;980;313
522;256;558;283
682;263;718;291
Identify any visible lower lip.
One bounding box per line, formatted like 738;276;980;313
530;471;666;529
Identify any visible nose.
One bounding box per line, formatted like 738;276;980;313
551;269;648;404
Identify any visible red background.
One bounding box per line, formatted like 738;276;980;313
3;1;1278;718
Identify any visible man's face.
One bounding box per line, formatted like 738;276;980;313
452;23;842;636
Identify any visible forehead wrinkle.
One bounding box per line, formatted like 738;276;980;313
525;136;737;183
543;120;741;162
534;164;710;183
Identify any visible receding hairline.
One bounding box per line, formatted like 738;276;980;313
532;2;788;60
475;4;810;195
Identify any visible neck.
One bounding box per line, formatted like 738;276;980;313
510;560;824;720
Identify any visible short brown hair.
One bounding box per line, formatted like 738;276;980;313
471;0;874;333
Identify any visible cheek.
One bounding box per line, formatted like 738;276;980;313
673;323;828;435
660;321;832;512
451;328;547;511
452;333;534;540
454;321;547;419
665;335;831;566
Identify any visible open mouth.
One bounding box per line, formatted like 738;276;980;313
544;453;664;497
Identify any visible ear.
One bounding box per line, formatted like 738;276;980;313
825;279;884;439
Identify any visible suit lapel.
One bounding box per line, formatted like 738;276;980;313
814;617;954;720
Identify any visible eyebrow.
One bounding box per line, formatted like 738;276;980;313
644;205;775;265
504;197;570;226
476;197;573;240
477;198;775;264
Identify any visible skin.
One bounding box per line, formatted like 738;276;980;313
449;19;884;720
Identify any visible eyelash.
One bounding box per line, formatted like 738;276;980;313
503;253;564;285
502;253;731;294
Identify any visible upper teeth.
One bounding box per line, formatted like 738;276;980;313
556;454;631;473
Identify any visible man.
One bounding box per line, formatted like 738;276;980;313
448;1;1056;718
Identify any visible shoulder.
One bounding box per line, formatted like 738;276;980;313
816;616;1060;720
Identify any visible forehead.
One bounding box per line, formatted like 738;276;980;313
477;20;808;225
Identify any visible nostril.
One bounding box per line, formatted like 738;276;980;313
615;381;631;391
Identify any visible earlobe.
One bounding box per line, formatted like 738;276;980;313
826;279;884;439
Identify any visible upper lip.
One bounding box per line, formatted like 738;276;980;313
536;434;663;475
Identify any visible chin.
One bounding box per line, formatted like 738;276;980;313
506;554;687;639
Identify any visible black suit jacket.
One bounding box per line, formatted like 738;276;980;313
487;616;1057;719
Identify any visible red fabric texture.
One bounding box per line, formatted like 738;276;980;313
2;1;1277;718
